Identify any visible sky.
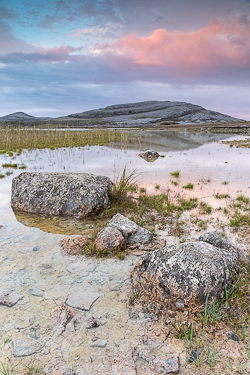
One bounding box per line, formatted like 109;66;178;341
0;0;250;119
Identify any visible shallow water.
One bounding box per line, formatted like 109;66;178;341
0;130;250;234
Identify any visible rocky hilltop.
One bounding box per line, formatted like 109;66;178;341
0;112;51;122
66;100;242;127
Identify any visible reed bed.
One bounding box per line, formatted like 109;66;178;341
0;126;136;153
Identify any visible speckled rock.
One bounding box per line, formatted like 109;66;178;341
11;172;113;218
13;338;42;357
61;235;91;255
95;227;126;252
139;149;160;162
112;347;137;375
107;213;153;245
151;356;180;374
131;232;241;313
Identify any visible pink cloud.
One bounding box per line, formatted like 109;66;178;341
97;15;250;76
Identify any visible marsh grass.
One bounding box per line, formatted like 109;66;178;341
0;127;132;154
183;183;194;189
170;170;180;178
215;193;230;199
111;167;140;203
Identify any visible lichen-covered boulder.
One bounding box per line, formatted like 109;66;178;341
95;227;126;252
11;172;113;218
61;235;91;255
131;233;241;313
107;213;153;245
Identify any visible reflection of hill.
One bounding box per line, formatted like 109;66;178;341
111;130;230;152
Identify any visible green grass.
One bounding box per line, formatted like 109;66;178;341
215;193;230;199
183;183;194;189
2;163;18;168
178;198;198;211
230;212;250;227
155;184;160;190
170;170;180;178
171;180;178;186
200;202;212;214
111;167;139;203
237;195;249;204
0;174;5;179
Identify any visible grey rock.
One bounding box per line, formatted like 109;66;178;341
91;339;108;348
151;356;180;374
131;232;241;312
30;288;44;297
107;213;153;245
13;338;42;357
139;149;160;162
0;290;24;307
188;350;198;363
32;246;40;252
66;292;100;310
62;370;75;375
11;172;113;218
95;226;126;252
226;331;238;341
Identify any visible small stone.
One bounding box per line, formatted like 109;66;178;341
226;331;238;342
29;328;37;340
13;338;42;357
61;235;91;256
175;299;185;310
151;356;180;374
62;370;75;375
66;292;100;311
30;288;44;297
188;350;198;363
0;290;24;307
95;227;126;252
85;317;100;329
32;246;40;252
91;339;107;348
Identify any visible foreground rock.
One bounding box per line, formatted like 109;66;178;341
95;227;126;252
139;150;160;162
131;232;241;313
61;235;91;255
11;172;112;218
107;213;153;245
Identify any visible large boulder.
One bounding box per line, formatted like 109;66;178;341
107;213;153;245
11;172;113;218
131;232;241;313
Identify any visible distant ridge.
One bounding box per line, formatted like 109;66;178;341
0;112;51;122
64;100;243;127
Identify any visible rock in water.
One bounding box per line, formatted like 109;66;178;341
11;172;112;218
131;232;241;313
138;150;160;162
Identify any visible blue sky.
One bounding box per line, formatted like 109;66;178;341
0;0;250;119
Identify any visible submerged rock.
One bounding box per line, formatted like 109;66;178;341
11;172;113;218
61;235;91;255
95;227;126;252
139;150;160;162
131;232;241;313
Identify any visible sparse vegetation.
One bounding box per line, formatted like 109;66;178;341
215;193;230;199
183;183;194;189
170;170;180;178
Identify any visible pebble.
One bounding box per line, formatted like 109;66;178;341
30;288;45;297
188;350;198;363
91;339;108;348
13;338;42;357
226;331;239;341
151;356;180;374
